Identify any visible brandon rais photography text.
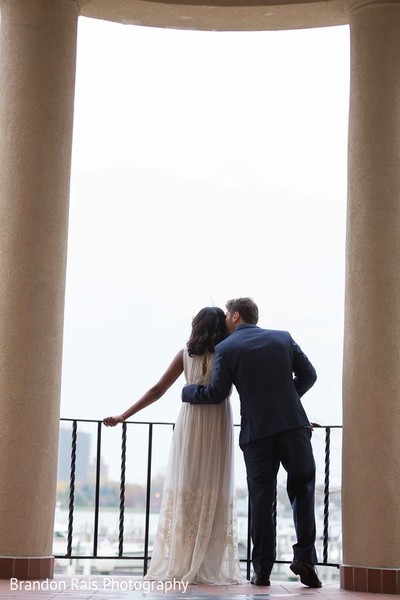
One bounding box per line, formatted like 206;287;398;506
10;577;190;593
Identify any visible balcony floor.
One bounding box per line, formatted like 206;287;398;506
0;576;393;600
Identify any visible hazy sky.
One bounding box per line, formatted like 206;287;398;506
60;17;350;485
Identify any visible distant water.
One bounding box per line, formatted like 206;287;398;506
54;505;341;564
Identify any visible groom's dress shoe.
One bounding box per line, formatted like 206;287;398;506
251;575;271;586
290;560;322;588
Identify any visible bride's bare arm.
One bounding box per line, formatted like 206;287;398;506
103;350;184;426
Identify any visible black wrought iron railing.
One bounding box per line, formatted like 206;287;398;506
55;418;342;580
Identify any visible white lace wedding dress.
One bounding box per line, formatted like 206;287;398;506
144;349;242;584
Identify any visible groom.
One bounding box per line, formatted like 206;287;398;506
182;297;321;588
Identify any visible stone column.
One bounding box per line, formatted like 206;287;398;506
341;0;400;594
0;0;79;579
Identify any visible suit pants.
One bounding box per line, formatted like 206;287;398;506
241;427;317;577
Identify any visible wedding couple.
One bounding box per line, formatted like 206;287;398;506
103;297;321;587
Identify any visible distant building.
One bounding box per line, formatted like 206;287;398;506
88;456;109;482
57;427;91;482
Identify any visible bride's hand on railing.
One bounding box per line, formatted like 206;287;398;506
103;415;125;427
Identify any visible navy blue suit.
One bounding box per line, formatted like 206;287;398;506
182;324;318;577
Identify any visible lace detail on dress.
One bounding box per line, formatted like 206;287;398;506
145;486;241;584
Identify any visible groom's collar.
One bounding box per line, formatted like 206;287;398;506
234;323;258;331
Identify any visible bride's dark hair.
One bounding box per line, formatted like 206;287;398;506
187;307;227;356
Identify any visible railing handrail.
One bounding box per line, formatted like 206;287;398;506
60;416;343;428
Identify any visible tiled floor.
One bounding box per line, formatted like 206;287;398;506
0;576;395;600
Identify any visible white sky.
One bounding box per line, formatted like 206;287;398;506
60;17;350;485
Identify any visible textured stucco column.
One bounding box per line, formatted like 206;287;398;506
0;0;79;580
341;0;400;594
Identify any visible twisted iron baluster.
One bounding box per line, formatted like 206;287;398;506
118;422;127;556
323;426;331;564
67;420;77;556
273;485;277;561
92;422;102;557
143;423;153;576
246;495;251;580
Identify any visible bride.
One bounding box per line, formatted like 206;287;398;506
103;306;242;584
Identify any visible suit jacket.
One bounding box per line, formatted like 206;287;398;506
182;324;317;445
